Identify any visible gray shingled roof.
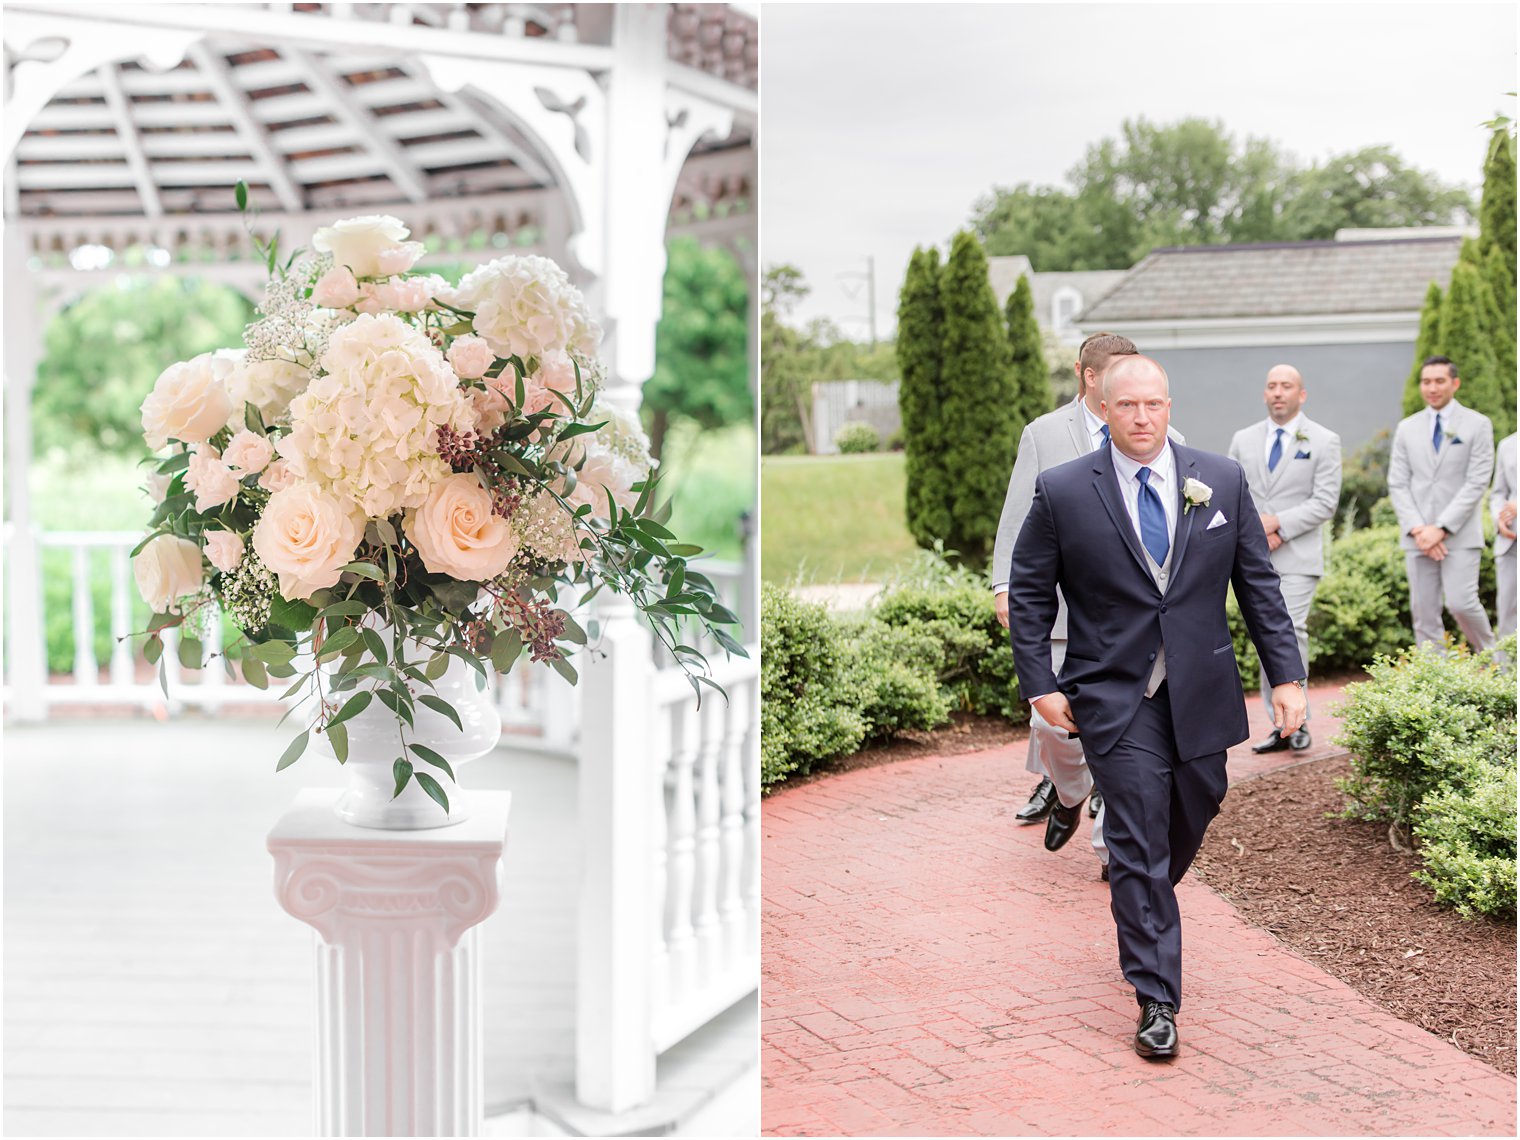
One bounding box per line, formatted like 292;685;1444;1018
986;256;1127;326
1079;236;1462;322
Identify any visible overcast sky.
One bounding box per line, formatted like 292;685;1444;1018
760;3;1518;337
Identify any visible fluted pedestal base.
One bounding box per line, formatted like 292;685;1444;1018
269;788;511;1137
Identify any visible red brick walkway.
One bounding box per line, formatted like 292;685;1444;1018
761;682;1517;1136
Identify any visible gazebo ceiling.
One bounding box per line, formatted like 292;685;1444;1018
9;2;756;220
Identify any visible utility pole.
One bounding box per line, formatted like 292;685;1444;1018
837;255;878;345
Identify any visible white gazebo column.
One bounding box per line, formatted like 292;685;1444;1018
4;226;48;721
268;789;511;1137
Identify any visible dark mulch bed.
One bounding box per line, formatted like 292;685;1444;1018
1194;754;1517;1075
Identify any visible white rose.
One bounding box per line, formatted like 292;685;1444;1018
258;459;298;493
184;446;242;512
405;472;519;582
141;353;235;451
312;215;419;279
132;534;204;613
225;357;311;424
1183;477;1214;508
311;266;361;309
252;483;366;601
205;530;246;574
222;430;274;475
447;335;495;380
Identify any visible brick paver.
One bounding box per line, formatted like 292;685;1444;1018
761;681;1517;1136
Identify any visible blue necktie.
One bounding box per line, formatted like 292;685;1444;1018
1136;468;1169;565
1099;424;1110;446
1433;414;1443;452
1268;427;1284;472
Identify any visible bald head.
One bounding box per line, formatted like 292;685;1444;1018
1264;364;1306;426
1100;355;1171;464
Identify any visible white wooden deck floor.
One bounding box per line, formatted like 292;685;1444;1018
3;715;756;1137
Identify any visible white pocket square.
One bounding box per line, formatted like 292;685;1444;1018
1206;510;1228;530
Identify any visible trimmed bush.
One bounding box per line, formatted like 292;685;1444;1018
833;421;880;454
845;620;952;740
1413;732;1517;918
1337;430;1392;532
1308;525;1413;672
760;584;866;788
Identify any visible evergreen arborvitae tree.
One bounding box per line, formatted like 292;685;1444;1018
1479;127;1517;282
1437;251;1508;435
1403;281;1443;416
938;231;1022;568
1005;273;1053;426
1484;242;1517;427
896;247;950;547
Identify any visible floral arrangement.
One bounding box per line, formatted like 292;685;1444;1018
132;190;742;812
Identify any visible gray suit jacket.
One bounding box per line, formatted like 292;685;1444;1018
1493;432;1517;558
991;395;1183;639
1388;399;1495;551
1226;415;1342;577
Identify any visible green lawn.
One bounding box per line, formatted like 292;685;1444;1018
761;452;917;584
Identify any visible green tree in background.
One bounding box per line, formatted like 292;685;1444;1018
935;232;1021;568
643;237;751;463
897;246;949;546
972;118;1473;271
1478;128;1517;409
34;276;255;459
1438;251;1507;434
1004;273;1051;426
760;264;812;454
1402;281;1443;416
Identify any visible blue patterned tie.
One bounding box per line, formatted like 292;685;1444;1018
1268;427;1284;472
1136;468;1169;565
1433;414;1443;452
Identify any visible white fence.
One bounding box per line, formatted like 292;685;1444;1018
575;595;760;1112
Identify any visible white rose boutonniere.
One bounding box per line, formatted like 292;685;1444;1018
1182;477;1213;514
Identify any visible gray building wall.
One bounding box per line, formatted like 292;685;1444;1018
812;379;901;455
1150;342;1412;456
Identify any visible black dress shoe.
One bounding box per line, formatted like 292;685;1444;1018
1288;727;1311;751
1088;792;1103;818
1250;729;1290;754
1044;797;1086;852
1134;1000;1178;1058
1015;777;1057;823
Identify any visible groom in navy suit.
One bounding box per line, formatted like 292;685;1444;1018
1007;355;1306;1059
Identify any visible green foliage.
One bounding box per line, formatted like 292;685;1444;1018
896;246;950;547
760;584;866;787
1223;589;1262;692
843;619;953;742
1005;274;1052;425
1402;284;1443;417
833;421;880;454
34;276;255;459
760;453;916;584
1479;127;1517;284
760;265;812;455
1333;638;1516;918
642;237;752;462
971;118;1472;272
1337;429;1394;533
661;421;755;563
936;232;1022;569
1413;732;1517;918
1308;525;1413;672
1437;249;1509;435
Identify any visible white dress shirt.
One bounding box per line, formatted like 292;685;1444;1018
1264;413;1303;468
1111;441;1179;552
1079;399;1108;453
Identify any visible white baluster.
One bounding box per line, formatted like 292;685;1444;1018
108;543;134;688
692;699;723;988
742;676;761;950
202;608;227;702
717;677;747;966
71;545;98;686
648;705;671;1027
664;701;698;1006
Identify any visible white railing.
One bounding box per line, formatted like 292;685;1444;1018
575;596;759;1113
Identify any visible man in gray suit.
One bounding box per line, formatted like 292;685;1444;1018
1227;365;1342;753
1388;356;1496;651
1492;432;1516;639
992;333;1182;871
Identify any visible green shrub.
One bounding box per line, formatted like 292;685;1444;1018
1335;640;1516;828
844;620;952;739
1413;732;1517;918
1224;588;1263;692
1308;525;1413;672
760;584;866;788
1336;430;1392;532
834;421;881;454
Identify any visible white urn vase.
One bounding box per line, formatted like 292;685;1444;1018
324;653;501;830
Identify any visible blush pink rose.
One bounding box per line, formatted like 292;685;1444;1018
375;243;426;277
447;335;494;380
184;446;241;512
311;266;361;309
404;472;518;582
205;530;246;573
258;459;298;493
222;429;274;474
251;483;365;601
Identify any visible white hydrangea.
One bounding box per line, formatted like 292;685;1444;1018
275;313;469;519
449;255;602;362
225;356;312;426
589;400;656;472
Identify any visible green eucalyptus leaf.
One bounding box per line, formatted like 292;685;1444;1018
392;758;414;799
556;420;606;441
490;630;523;673
713;627;748;657
413;771;450;814
340;561;386;582
360;627;389;664
316;626;360;662
177;636;203;670
425;652;450;680
235;179;248;210
408;742;456;782
276;730;309;772
328;690;373;728
241;652;269;689
327;721;349;764
156;450;192;475
549;656;578;684
243;404;267;436
319;600;370;620
558;615;587;646
418;694;463;732
268;595;318;634
144;635;164;665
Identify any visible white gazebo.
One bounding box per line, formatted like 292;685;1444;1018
3;4;758;1135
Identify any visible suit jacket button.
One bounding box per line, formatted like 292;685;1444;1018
1159;604;1168;613
1148;653;1156;661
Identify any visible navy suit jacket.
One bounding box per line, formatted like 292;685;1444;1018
1006;442;1304;762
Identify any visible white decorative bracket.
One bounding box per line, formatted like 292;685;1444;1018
268;788;511;1137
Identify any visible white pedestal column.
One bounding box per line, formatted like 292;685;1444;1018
268;788;511;1137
